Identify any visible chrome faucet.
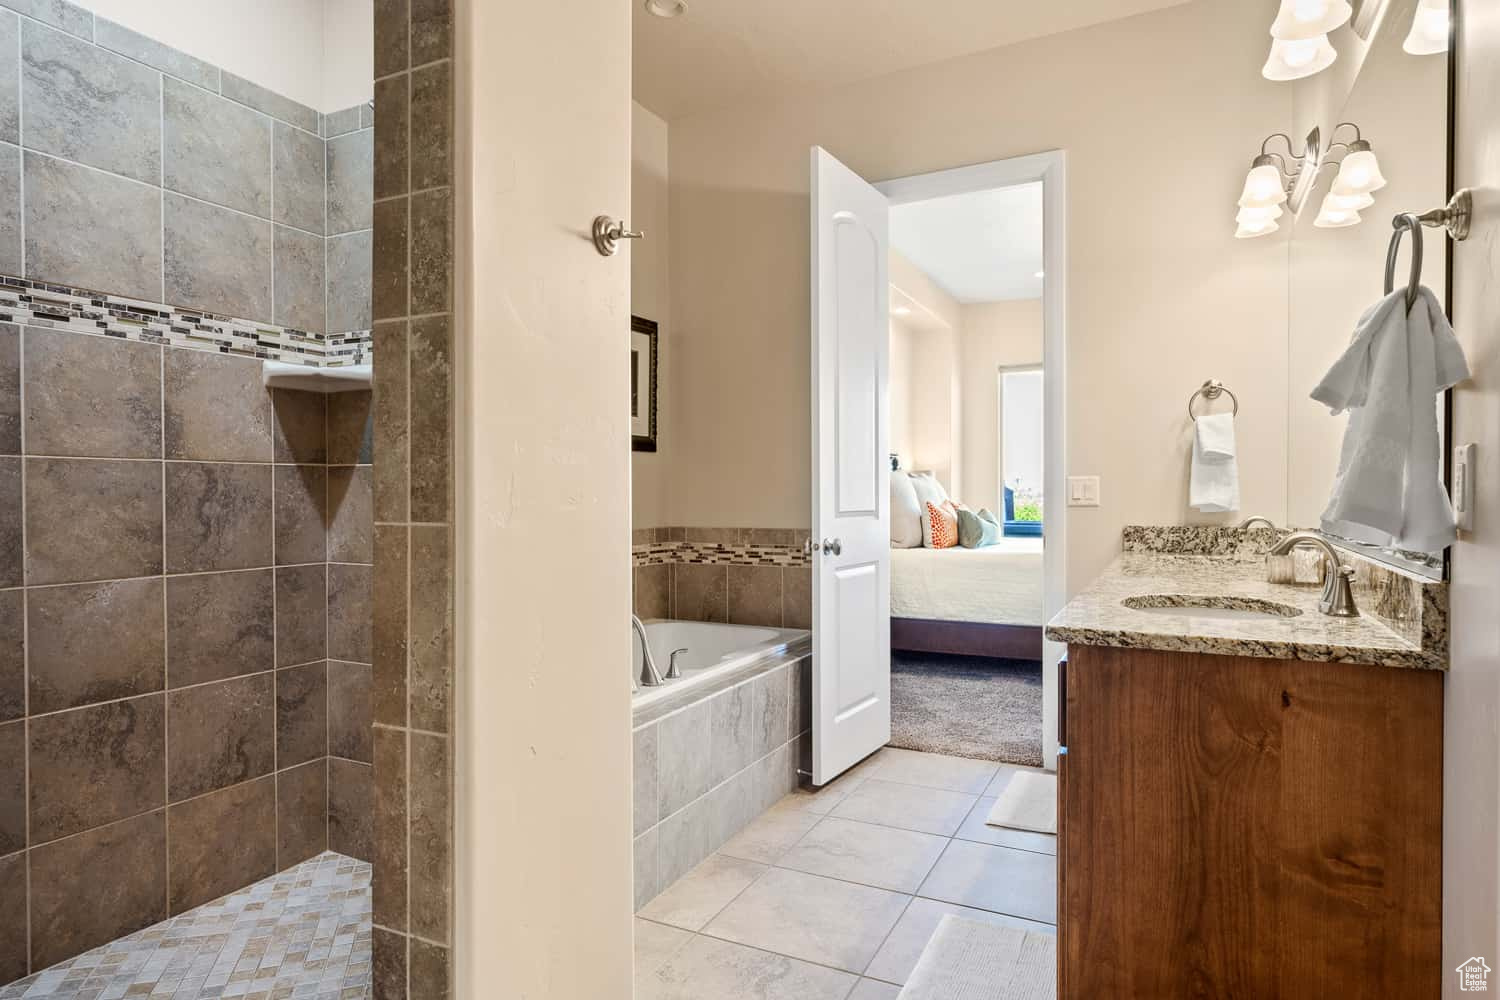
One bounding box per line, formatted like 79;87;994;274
665;648;688;681
632;615;664;687
1238;515;1278;531
1268;531;1359;617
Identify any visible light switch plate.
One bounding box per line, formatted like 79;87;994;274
1068;476;1101;507
1454;443;1476;532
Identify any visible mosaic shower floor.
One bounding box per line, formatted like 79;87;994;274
1;853;371;1000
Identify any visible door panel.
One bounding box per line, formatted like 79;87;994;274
811;147;890;785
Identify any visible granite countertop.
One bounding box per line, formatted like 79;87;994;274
1045;551;1446;671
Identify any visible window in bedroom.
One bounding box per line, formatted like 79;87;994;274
999;365;1044;536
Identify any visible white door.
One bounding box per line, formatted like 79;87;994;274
810;147;891;785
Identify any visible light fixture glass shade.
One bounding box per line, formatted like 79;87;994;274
1323;190;1375;212
1314;198;1362;228
1235;218;1280;239
1238;164;1289;208
1262;34;1338;80
1270;0;1353;40
1403;0;1449;54
1236;204;1284;226
1331;148;1387;196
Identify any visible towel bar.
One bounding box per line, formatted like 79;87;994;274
1188;379;1239;420
1386;188;1473;309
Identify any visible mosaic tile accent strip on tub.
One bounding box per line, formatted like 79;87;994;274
0;275;373;368
631;528;812;568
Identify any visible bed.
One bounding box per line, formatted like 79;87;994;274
890;536;1045;660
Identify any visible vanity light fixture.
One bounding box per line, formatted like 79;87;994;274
644;0;688;17
1403;0;1449;55
1330;139;1387;196
1313;197;1363;228
1269;0;1353;39
1233;124;1381;238
1262;34;1338;80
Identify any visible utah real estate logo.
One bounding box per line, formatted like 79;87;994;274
1458;957;1491;991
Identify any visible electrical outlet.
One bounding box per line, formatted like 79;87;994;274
1068;476;1101;507
1454;443;1476;532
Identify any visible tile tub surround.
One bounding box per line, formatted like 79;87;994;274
632;528;812;629
633;653;812;911
370;0;455;996
634;748;1057;997
1046;541;1448;671
0;0;376;354
0;333;375;986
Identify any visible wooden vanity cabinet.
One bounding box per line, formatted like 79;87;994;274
1056;645;1443;999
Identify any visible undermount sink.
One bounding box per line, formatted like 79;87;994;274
1121;594;1304;621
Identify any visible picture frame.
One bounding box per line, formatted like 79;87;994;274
631;315;659;452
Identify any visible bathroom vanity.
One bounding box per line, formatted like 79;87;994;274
1047;529;1446;998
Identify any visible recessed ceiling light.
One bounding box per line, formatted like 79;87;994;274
892;305;912;316
645;0;687;17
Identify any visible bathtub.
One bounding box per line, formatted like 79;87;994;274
632;619;809;710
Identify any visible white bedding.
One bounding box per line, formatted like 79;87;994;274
890;538;1045;626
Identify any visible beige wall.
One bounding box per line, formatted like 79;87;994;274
669;0;1292;591
454;0;634;992
888;251;962;494
632;101;672;528
1444;0;1500;989
960;299;1044;515
889;319;915;468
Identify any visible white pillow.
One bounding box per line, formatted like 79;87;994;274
890;472;923;548
908;473;950;546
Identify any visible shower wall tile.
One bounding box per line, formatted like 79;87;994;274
0;0;91;41
330;229;375;334
0;852;22;984
408;733;449;941
164;462;274;573
408;526;450;732
275;464;328;566
330;467;374;564
166;672;274;801
372;927;407;1000
372;321;409;523
164;351;273;463
22;327;162;459
372;727;407;929
276;564;328;667
0;460;17;589
28;810;167;970
371;199;408;322
410;940;451;1000
162;77;272;218
411;0;453;64
634;564;671;620
25;457;162;585
410;188;451;316
274;224;328;335
223;72;319;134
166;774;276;913
0;720;21;854
0;591;20;722
674;564;728;623
372;525;408;727
328;129;374;235
727;565;783;628
29;694;165;842
164;193;274;322
0;148;18;278
23;151;162;302
373;0;409;77
276;758;328;868
166;570;275;688
325;105;363;139
273;120;326;235
329;758;373;861
0;14;18;145
329;661;373;763
27;577;165;713
272;388;328;464
21;20;161;184
409;315;452;522
783;567;812;630
276;661;329;769
329;563;373;667
95;18;219;91
0;326;15;454
373;76;407;200
328;390;374;465
410;62;451;192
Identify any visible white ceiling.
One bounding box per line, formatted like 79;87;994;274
633;0;1194;121
890;184;1043;304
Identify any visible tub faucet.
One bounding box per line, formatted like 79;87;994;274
1268;531;1359;618
632;615;664;687
666;648;688;681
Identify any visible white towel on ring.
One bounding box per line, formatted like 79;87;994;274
1190;411;1239;513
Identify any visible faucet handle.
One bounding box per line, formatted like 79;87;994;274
666;648;688;680
1321;565;1360;618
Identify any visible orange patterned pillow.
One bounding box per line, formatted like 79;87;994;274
924;501;958;549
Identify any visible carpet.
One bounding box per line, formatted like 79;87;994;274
889;651;1043;767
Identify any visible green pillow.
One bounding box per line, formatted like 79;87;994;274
957;507;1001;548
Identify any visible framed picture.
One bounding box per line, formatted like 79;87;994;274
631;315;658;452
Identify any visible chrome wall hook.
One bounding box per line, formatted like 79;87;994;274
592;216;644;256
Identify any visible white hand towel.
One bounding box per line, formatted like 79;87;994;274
1313;286;1469;552
1190;411;1240;512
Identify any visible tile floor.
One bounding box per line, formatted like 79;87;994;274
0;853;371;1000
634;747;1057;999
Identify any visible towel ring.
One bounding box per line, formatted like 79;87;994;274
1188;379;1238;420
1384;214;1424;311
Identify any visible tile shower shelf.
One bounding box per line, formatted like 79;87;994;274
262;361;373;392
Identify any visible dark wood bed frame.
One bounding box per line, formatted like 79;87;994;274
890;617;1044;661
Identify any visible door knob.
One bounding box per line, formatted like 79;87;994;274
821;538;842;556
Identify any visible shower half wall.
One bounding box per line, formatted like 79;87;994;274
0;4;374;984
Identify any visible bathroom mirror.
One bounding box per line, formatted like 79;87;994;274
1285;0;1451;579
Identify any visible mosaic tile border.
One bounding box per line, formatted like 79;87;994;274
632;528;811;568
0;274;373;368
